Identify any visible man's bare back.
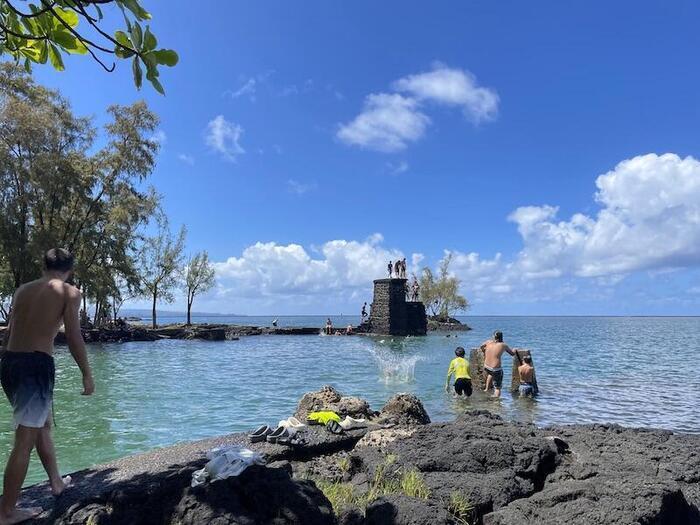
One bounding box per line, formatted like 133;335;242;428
482;340;513;369
6;278;79;355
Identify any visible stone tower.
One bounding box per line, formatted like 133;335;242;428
367;278;427;336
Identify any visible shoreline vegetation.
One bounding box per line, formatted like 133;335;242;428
18;386;700;524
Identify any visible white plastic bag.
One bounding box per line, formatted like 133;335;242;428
191;446;266;487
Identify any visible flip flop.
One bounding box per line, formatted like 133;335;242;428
267;426;289;444
249;425;272;443
326;420;344;435
339;416;367;430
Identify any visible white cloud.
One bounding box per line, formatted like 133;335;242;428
227;78;257;101
287;179;316;195
394;64;499;123
177;153;195;166
214;234;409;300
205;115;245;162
442;153;700;303
151;130;167;145
386;160;409;175
337;93;430;152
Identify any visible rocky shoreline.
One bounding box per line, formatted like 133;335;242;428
19;386;700;524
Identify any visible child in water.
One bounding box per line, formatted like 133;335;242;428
518;355;536;397
445;347;472;397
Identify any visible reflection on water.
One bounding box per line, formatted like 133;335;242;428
1;316;699;486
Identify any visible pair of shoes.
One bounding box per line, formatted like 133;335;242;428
250;425;273;443
326;420;344;435
278;417;307;430
267;426;294;443
339;416;367;430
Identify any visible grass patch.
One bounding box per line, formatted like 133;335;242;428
337;456;351;473
400;469;430;499
314;454;431;515
447;491;474;525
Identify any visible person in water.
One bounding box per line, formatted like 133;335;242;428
518;355;536;397
0;249;95;524
325;318;333;335
445;347;472;397
480;331;514;398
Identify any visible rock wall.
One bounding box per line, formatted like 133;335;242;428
369;279;426;336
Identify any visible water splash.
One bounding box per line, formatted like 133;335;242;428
369;344;423;384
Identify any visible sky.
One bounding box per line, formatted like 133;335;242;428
30;0;700;315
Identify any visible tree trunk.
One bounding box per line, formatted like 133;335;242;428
151;290;157;329
187;300;192;326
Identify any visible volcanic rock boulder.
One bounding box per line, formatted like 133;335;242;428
171;465;335;525
376;393;430;426
295;385;373;420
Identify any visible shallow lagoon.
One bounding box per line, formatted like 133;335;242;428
2;316;699;485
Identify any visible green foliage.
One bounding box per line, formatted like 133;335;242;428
419;253;469;320
446;491;474;525
0;0;178;93
0;63;159;321
399;469;430;499
137;216;186;328
337;456;351;473
314;456;431;516
183;251;216;325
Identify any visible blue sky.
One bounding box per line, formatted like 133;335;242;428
32;0;700;315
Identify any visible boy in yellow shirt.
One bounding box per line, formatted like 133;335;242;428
445;347;472;397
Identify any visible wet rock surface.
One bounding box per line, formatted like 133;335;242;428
20;388;700;525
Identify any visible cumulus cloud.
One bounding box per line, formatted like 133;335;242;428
444;153;700;303
337;94;429;152
214;234;409;300
338;64;498;152
394;64;499;122
205;115;245;162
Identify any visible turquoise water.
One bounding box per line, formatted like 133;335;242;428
1;316;699;485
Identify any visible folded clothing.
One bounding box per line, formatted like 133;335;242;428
307;411;341;425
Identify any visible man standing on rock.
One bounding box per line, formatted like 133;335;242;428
0;249;95;524
388;261;393;278
480;331;514;398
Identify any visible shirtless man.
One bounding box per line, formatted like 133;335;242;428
518;355;536;397
480;331;514;398
0;249;94;524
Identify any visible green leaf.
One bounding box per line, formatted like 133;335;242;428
153;49;178;67
148;75;165;95
19;45;41;61
38;40;48;64
52;7;79;28
52;30;87;54
119;0;151;20
24;58;32;73
48;43;64;71
132;56;143;89
143;26;157;52
114;30;136;58
130;21;143;49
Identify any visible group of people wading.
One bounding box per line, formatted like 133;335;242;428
444;330;536;399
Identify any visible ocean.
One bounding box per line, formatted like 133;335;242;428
1;315;698;485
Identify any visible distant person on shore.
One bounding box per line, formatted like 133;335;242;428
0;249;95;524
400;258;407;278
361;303;367;320
387;261;393;278
480;331;514;398
325;318;333;335
445;347;472;397
518;355;536;398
